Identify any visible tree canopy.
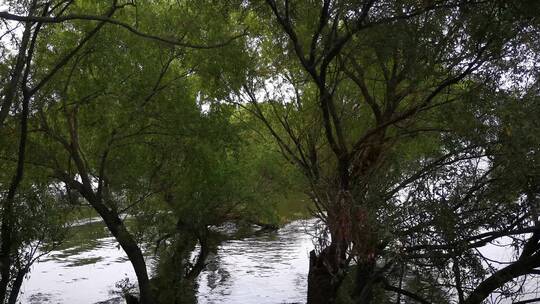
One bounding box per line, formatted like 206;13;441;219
1;1;539;304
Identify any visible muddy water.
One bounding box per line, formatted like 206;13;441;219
19;219;317;304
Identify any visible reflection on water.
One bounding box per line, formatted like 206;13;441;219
21;217;534;304
19;218;317;304
20;235;136;304
19;220;140;304
197;219;316;304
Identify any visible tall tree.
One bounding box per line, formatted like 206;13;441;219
232;0;540;303
1;1;247;303
0;1;123;302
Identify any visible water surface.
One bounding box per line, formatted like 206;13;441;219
198;219;315;304
19;217;540;304
19;219;316;304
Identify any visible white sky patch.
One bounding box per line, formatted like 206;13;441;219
261;74;296;104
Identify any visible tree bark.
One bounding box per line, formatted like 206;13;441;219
54;96;156;304
87;195;156;304
307;240;348;304
0;1;37;299
352;260;376;304
0;91;32;304
7;264;29;304
60;176;156;304
308;250;340;304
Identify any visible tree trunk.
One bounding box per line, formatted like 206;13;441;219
58;109;156;303
111;224;154;304
7;265;29;304
308;251;339;304
0;82;33;304
307;242;347;304
67;184;156;304
352;260;376;304
0;201;14;304
186;229;210;280
59;171;156;304
93;204;156;304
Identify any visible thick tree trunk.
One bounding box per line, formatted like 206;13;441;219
0;84;33;304
125;293;140;304
63;178;156;304
60;175;156;304
0;202;14;303
307;250;340;304
352;260;376;304
59;181;156;304
307;239;348;304
58;105;156;303
186;230;210;280
110;223;154;304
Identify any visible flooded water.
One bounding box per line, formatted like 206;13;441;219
19;217;535;304
19;219;317;304
19;219;135;304
198;219;315;304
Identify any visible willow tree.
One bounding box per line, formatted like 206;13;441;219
0;1;127;302
1;0;247;303
232;0;540;303
388;88;540;304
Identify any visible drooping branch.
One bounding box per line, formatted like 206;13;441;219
0;10;246;50
29;3;119;96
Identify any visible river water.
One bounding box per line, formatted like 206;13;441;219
19;219;317;304
18;218;537;304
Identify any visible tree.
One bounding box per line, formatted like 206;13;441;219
0;1;122;302
1;1;248;303
2;1;539;303
389;86;540;304
230;0;540;303
0;131;69;304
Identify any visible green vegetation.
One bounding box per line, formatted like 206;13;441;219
1;1;540;304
